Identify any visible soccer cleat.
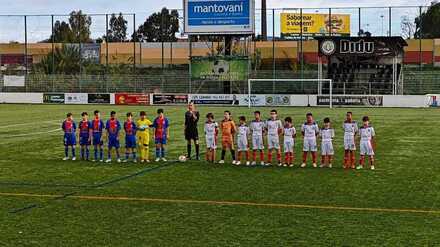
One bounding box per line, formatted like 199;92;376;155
246;161;251;166
265;163;271;166
277;163;283;167
155;158;161;162
260;161;265;166
251;161;256;166
319;164;325;168
370;166;375;170
218;160;225;164
72;157;76;161
289;164;294;167
99;159;104;162
117;159;122;163
122;159;128;163
91;159;96;162
105;159;111;163
356;165;363;170
62;157;69;161
312;163;317;168
161;158;167;162
145;160;150;163
133;159;137;163
235;161;241;166
283;164;288;167
140;159;145;163
329;164;333;168
301;163;307;168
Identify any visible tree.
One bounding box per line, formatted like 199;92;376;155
133;8;179;42
106;13;128;42
34;44;81;74
49;21;74;43
69;10;92;42
401;15;415;39
415;2;440;38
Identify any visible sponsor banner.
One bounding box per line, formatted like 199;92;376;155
281;13;350;36
65;93;88;104
115;93;150;105
189;94;240;105
3;75;25;87
184;0;255;35
88;93;111;104
317;95;383;106
152;94;188;105
265;95;291;106
426;94;440;107
191;56;248;81
237;95;265;106
0;93;43;104
81;44;101;63
43;93;65;104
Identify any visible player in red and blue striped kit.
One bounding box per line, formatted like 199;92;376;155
123;112;137;163
152;108;169;162
105;111;122;163
62;113;77;161
78;112;92;160
91;110;105;162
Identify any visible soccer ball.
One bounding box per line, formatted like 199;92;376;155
178;155;187;162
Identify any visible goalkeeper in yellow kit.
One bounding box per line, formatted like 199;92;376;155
136;111;153;163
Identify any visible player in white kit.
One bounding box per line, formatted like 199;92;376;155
250;111;266;166
358;116;376;170
282;117;296;167
320;117;335;168
204;113;218;163
301;113;320;168
236;116;251;166
266;110;283;166
343;112;359;169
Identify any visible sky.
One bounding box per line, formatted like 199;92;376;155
0;0;433;42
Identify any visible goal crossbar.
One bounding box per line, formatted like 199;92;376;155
247;78;333;108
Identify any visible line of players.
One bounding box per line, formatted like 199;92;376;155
62;109;169;163
204;110;376;170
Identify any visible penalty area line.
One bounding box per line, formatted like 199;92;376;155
1;192;439;215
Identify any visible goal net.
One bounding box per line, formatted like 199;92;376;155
247;79;333;108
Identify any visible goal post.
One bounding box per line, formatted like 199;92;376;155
247;78;333;108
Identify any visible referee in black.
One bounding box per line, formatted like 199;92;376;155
185;102;200;160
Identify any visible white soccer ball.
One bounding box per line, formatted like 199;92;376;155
178;155;187;162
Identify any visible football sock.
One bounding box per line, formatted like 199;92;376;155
195;144;200;158
253;150;257;161
276;152;281;162
108;148;112;159
302;152;307;163
116;149;120;159
246;151;250;161
156;148;160;158
161;147;165;158
80;148;84;159
71;147;76;157
65;146;69;157
132;152;137;160
94;147;98;160
221;149;226;160
187;144;192;158
237;151;241;161
85;147;89;160
99;148;103;160
260;151;264;161
125;152;129;160
285;153;289;163
268;152;272;163
312;152;317;163
231;150;236;160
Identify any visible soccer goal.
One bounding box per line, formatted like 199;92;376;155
247;78;333;108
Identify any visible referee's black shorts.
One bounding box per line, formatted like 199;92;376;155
185;128;199;141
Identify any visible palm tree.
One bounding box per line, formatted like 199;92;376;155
34;44;81;74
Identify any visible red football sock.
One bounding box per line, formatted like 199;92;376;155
302;152;307;163
246;151;249;161
285;153;289;164
260;151;264;161
276;152;281;162
312;152;317;164
267;151;272;163
253;150;257;161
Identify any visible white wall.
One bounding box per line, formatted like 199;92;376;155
382;95;428;108
0;93;43;103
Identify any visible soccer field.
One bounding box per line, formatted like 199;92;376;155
1;104;439;246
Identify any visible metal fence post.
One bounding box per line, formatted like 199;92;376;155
105;13;109;93
272;8;275;93
24;15;28;92
51;15;55;92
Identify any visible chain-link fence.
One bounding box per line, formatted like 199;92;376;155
0;6;439;95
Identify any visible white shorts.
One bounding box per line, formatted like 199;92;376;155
344;137;356;150
303;138;317;152
205;136;217;150
267;135;280;150
252;135;264;150
360;141;375;156
237;137;249;151
321;141;334;155
284;139;294;153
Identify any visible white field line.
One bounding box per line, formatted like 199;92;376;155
0;120;60;129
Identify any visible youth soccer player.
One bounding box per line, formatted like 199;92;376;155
283;117;296;167
250;111;265;166
266;109;283;166
236;116;251;166
343;112;359;169
301;113;320;168
136;111;152;163
152;109;170;162
62;113;76;161
91;110;105;162
320;117;335;168
204;113;218;163
358;116;376;170
78;112;92;160
105;111;122;163
124;112;137;163
219;111;236;164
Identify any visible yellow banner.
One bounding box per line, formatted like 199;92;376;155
281;13;350;35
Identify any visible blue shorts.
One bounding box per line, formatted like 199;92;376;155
64;133;76;146
80;135;91;146
155;138;167;145
125;135;136;148
92;133;103;146
108;136;120;148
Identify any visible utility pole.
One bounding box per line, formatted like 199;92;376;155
261;0;267;40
